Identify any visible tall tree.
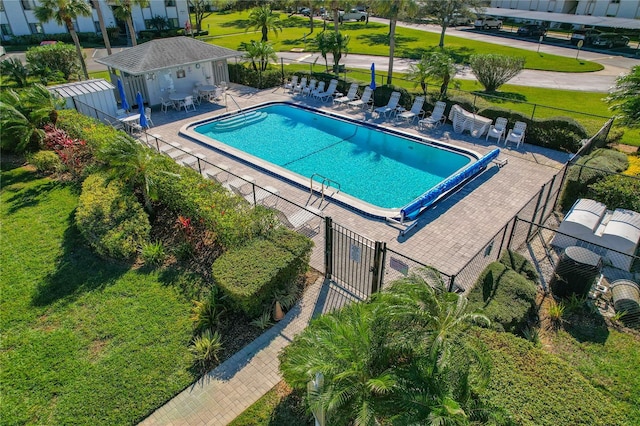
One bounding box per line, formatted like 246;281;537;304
246;4;282;42
112;0;149;47
91;0;112;55
606;65;640;128
409;52;458;98
242;40;278;72
189;0;214;33
423;0;483;48
34;0;91;80
371;0;419;85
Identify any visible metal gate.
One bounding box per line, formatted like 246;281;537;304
325;218;385;298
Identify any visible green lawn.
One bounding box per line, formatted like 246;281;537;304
199;11;603;72
0;163;198;425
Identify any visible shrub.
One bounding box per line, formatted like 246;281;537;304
469;54;526;92
371;84;411;108
190;287;225;332
25;43;80;81
28;150;62;174
588;174;640;211
468;262;537;333
76;173;150;260
141;241;166;266
560;148;629;210
41;125;92;180
56;109;123;153
500;250;539;282
212;228;313;317
190;329;223;372
228;63;283;89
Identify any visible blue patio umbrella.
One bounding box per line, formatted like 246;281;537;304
117;79;129;111
136;92;148;129
369;63;376;90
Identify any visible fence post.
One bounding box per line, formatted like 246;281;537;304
324;217;333;279
496;221;510;259
448;274;456;292
527;184;546;240
538;173;557;226
530;104;537;121
506;216;518;251
371;241;385;294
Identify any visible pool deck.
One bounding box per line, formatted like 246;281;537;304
145;84;571;279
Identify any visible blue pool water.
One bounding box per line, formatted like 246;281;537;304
193;104;474;210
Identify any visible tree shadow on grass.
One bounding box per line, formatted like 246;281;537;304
399;46;476;63
563;307;609;344
31;215;130;307
4;180;65;215
268;388;313;425
218;19;250;29
356;33;418;48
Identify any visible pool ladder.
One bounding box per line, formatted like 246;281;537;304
310;173;341;202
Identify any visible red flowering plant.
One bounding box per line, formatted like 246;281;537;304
42;125;91;179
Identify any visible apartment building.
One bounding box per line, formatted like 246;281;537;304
490;0;640;19
0;0;190;40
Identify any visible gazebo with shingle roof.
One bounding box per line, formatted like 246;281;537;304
96;36;242;108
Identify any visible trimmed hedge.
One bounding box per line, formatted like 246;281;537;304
76;173;150;260
57;109;124;153
499;250;539;282
560;148;629;210
468;261;537;333
228;63;284;89
28;150;62;174
589;174;640;212
212;228;313;318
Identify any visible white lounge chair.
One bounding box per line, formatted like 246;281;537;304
232;185;279;206
505;121;527;148
277;206;323;232
333;83;359;107
293;77;307;94
374;91;401;118
418;101;446;129
144;107;154;127
315;79;338;102
302;79;317;96
486;117;508;144
311;81;325;98
348;86;374;110
397;96;425;123
284;75;298;93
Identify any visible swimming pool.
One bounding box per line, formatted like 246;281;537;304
183;103;486;218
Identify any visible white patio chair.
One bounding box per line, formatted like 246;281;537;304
418;101;447;129
160;97;175;113
374;91;401;118
293;77;307;94
302;79;317;96
486;117;508;144
504;121;527;148
284;75;298;93
144;107;154;127
397;96;425;123
333;83;359;107
180;96;197;112
348;86;374;110
191;89;202;105
315;79;338;102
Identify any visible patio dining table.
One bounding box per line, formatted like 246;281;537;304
198;85;217;95
118;113;141;124
169;92;190;103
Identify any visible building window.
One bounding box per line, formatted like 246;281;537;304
168;18;179;28
29;22;43;34
21;0;35;10
165;0;176;7
1;23;13;36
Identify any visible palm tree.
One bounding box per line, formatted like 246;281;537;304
91;0;112;55
0;57;29;87
96;135;170;213
280;302;396;425
34;0;92;80
606;65;640;128
409;52;457;98
112;0;149;47
371;0;419;85
0;85;62;153
312;30;350;74
246;4;282;42
243;40;278;72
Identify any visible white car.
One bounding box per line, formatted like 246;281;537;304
327;9;367;22
474;16;502;30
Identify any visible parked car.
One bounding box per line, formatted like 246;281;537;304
517;24;547;37
570;28;601;45
300;7;311;16
449;13;472;27
474;16;502;30
592;33;630;48
327;9;368;22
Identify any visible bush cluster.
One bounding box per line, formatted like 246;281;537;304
27;150;61;174
228;63;284;89
3;32;102;46
76;173;150;260
212;228;313;318
56;109;123;153
468;253;538;333
589;174;640;212
559;148;629;210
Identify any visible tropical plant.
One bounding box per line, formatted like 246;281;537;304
469;54;526;92
141;241;166;266
547;300;565;329
148;15;169;31
246;4;282;42
34;0;91;80
26;42;78;83
96;134;173;213
522;326;541;346
190;329;223;372
606;65;640;128
371;0;419;84
408;52;457;98
312;30;350;74
191;287;225;332
91;0;112;55
250;311;273;330
112;0;150;47
422;0;483;48
242;40;278;72
0;57;29;87
27;150;63;174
